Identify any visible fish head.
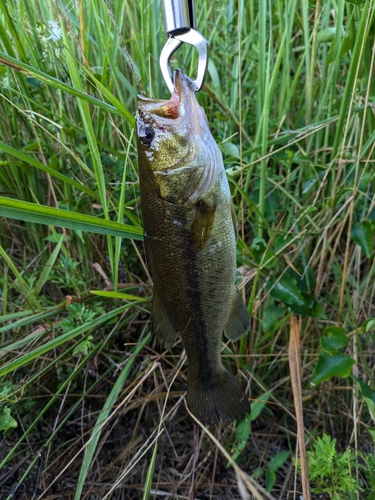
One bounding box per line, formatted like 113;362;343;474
137;69;221;205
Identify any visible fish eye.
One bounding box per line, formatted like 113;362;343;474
140;127;155;145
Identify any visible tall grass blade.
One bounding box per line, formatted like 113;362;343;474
0;50;122;115
332;0;374;158
142;443;158;500
0;246;40;308
33;235;64;296
0;141;97;197
0;197;143;240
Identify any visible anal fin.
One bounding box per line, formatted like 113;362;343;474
223;288;251;341
151;290;177;349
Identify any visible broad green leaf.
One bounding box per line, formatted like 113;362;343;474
355;378;375;418
359;318;375;334
268;450;290;472
302;177;317;194
351;221;374;258
220;141;240;160
295;268;316;294
274;234;294;253
265;468;276;492
311;301;327;319
317;27;336;43
262;305;284;332
250;237;275;265
0;406;18;432
311;351;355;386
250;390;272;421
230;416;251;462
251;467;264;479
23;139;42;151
321;326;348;352
249;237;267;261
25;77;41;89
235;418;251;451
207;59;222;97
269;274;305;307
288;292;315;316
0;197;143;240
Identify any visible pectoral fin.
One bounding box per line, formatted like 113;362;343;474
151;290;177;349
190;201;217;250
223;289;251;341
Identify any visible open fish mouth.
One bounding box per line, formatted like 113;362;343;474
137;69;201;125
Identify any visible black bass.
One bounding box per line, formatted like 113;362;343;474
136;69;250;425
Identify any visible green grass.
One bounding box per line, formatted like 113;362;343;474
0;0;375;498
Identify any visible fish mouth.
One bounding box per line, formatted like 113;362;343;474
137;69;199;123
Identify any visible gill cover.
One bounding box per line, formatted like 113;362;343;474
136;69;222;205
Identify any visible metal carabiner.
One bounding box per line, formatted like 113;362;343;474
160;0;208;93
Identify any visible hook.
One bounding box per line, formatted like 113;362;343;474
160;0;208;93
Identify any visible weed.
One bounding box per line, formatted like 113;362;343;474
305;433;375;500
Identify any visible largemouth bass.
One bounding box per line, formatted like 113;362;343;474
136;69;250;425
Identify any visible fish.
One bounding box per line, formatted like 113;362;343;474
136;69;250;426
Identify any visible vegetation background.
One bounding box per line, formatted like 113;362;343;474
0;0;375;498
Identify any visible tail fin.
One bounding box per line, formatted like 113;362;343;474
186;369;249;426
